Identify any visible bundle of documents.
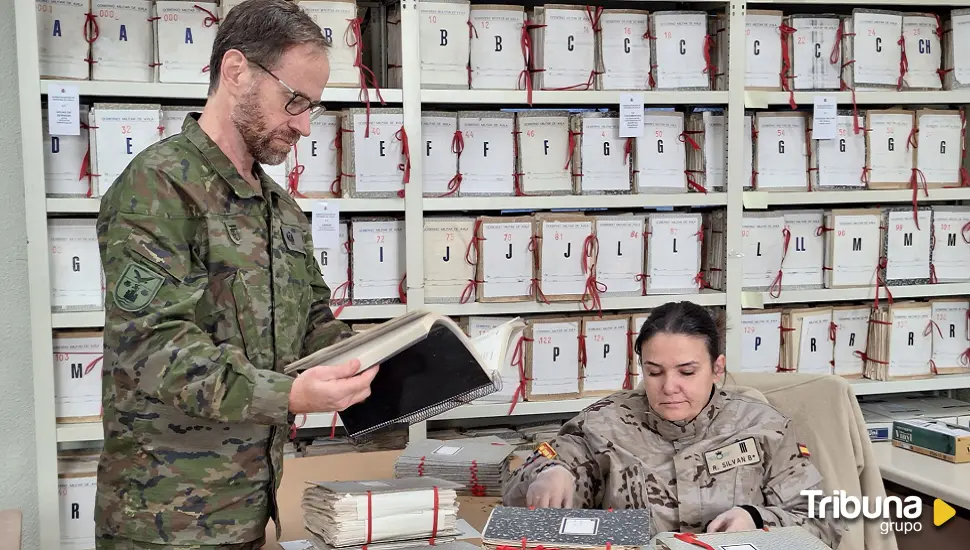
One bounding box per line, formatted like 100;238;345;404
393;436;514;497
653;526;829;549
303;478;463;550
481;506;650;550
864;302;934;381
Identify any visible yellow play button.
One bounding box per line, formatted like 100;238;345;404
934;499;956;527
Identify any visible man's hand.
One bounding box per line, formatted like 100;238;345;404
526;465;575;509
288;359;379;414
706;507;757;533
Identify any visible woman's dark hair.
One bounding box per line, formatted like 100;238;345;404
634;301;722;364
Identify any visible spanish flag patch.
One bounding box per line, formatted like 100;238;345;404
797;442;811;458
536;441;557;459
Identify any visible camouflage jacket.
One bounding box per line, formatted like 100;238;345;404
503;389;845;549
94;114;352;545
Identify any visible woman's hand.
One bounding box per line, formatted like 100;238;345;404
526;465;575;508
706;507;757;533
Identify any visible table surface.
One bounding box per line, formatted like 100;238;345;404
871;441;970;510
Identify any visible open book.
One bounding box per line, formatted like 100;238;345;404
284;310;525;440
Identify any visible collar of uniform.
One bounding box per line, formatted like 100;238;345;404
643;387;724;442
182;113;261;199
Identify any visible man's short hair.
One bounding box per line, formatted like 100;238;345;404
208;0;331;94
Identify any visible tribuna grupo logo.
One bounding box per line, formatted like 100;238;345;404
802;490;923;535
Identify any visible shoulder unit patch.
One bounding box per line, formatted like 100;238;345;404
114;262;165;312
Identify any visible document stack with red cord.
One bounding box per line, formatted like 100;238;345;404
301;478;464;550
393;435;515;497
481;506;651;550
652;526;830;549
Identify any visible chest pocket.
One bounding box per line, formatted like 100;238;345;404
732;463;767;506
274;223;313;361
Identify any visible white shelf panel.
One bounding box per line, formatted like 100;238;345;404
56;422;103;443
751;0;970;5
744;283;970;308
427;293;726;316
51;304;403;329
47;197;403;215
743;188;970;208
40;79;402;103
746;90;970;108
421;90;728;105
850;374;970;396
426;193;727;212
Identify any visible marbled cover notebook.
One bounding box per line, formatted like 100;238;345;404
482;506;651;548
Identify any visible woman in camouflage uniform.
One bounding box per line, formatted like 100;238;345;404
503;301;844;549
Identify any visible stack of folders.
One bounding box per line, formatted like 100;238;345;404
302;478;463;550
652;526;829;549
393;436;515;497
481;506;651;550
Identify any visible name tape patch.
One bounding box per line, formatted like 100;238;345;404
704;437;761;475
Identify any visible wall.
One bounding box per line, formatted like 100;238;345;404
0;0;41;546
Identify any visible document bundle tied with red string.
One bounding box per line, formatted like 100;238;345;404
393;435;515;497
652;526;829;550
481;506;651;550
283;311;524;440
301;477;463;550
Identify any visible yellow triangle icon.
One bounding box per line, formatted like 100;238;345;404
934;499;956;527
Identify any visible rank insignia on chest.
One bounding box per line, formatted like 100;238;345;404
797;442;811;458
536;441;557;459
704;437;761;475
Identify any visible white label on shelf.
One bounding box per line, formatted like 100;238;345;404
53;334;103;420
931;211;970;282
797;309;834;374
43;107;90;196
832;307;870;377
48;219;103;311
353;112;405;195
160;107;193;140
91;0;154;83
867;112;914;184
885;209;931;282
539;8;596;89
653;12;709;89
811;96;838;140
889;306;933;378
740;215;785;289
47;82;80;136
581;317;629;393
421;115;459;196
530;321;580;396
619;94;644;138
755;115;808;190
702;113;726;191
37;0;89;80
517;115;572;195
646;214;701;294
311;202;340;249
851;11;903;87
816;116;866;189
930;300;970;369
539;220;593;296
314;222;349;306
59;473;97;550
636;113;685;191
579;117;629;192
599;12;652;90
423;218;476;302
740;311;782;373
155;1;219;84
595;217;644;295
92;106;161;196
830;213;881;287
792;17;841;90
294;113;340;196
351;220;406;301
480;221;533;299
952;14;970;86
419;1;472;88
468;8;526;90
902;15;942;90
781;211;825;288
745;13;783;89
916;113;962;184
299;2;360;87
458;116;515;195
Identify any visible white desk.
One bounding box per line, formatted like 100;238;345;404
872;441;970;510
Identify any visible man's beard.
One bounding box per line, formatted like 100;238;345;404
231;89;299;166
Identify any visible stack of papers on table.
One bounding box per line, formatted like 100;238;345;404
393;436;514;497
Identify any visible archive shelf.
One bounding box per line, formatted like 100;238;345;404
742;189;970;208
743;283;970;309
745;90;970;108
46;197;405;215
425;292;727;317
424;194;728;212
420;89;730;105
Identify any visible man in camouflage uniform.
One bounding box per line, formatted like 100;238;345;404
94;1;378;547
503;389;845;549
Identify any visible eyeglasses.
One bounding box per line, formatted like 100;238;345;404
250;60;327;120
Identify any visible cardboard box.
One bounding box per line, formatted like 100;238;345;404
892;419;970;463
862;409;893;442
